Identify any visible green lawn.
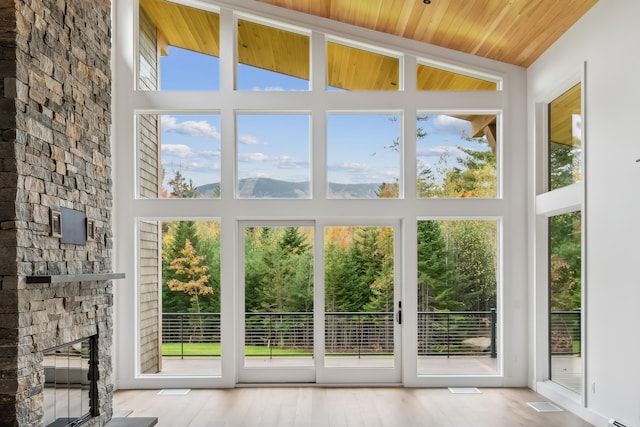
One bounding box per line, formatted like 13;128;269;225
162;342;313;358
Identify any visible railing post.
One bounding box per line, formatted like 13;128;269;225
446;313;450;358
180;314;184;360
358;315;362;359
490;308;497;358
269;315;273;360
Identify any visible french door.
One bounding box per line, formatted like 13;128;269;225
237;220;402;384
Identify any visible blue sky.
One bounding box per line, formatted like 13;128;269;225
157;47;491;192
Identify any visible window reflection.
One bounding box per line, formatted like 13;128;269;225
139;0;220;91
549;84;582;190
327;42;400;91
237;19;310;91
549;212;582;394
417;63;497;91
43;338;94;427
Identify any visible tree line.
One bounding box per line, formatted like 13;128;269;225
161;220;498;315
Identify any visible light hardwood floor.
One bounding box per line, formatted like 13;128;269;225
113;387;593;427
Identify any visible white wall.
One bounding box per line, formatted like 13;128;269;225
528;0;640;425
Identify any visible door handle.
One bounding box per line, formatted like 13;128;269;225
396;301;402;325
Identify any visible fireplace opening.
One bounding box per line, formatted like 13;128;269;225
43;336;98;427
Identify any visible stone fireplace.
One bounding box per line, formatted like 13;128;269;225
0;1;115;426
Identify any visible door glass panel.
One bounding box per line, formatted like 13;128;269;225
549;211;582;394
324;226;395;368
417;220;498;374
139;220;221;376
549;83;582;190
243;226;314;368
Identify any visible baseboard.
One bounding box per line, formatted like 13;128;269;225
536;381;609;426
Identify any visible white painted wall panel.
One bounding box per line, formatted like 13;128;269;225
529;1;640;425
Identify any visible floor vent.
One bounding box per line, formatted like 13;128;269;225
608;419;628;427
527;402;563;412
448;387;481;394
157;389;191;396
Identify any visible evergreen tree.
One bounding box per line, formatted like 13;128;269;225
549;142;581;190
549;212;581;311
244;227;314;313
416;164;440;198
416;220;456;311
280;227;310;254
168;170;199;198
196;222;221;312
324;239;355;312
443;221;497;311
441;148;496;198
364;227;395;312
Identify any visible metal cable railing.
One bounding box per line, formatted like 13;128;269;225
324;312;394;357
160;309;585;360
550;311;581;356
245;312;314;358
417;310;496;357
162;312;221;358
161;310;580;359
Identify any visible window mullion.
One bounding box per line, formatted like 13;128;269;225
219;7;235;93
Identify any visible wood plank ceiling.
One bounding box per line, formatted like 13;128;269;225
257;0;599;68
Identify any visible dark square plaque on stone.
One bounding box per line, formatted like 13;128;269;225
60;207;87;245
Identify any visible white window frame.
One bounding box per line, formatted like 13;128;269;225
532;64;586;412
112;0;524;390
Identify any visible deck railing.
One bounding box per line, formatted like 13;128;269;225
161;309;580;359
417;309;497;357
550;311;581;356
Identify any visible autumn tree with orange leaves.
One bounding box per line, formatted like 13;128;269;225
167;239;212;314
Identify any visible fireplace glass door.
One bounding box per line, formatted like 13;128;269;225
43;337;96;427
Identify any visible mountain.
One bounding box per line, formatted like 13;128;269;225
196;178;381;198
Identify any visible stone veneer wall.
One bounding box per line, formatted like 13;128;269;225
0;0;113;426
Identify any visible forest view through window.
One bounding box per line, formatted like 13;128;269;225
130;0;508;384
417;220;498;374
549;212;582;394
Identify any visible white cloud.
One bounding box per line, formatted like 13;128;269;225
200;150;221;159
161;144;194;158
161;115;221;139
238;134;267;145
417;146;465;157
249;86;286;91
239;152;270;162
327;160;398;184
275;155;308;169
329;162;367;172
432;115;470;134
